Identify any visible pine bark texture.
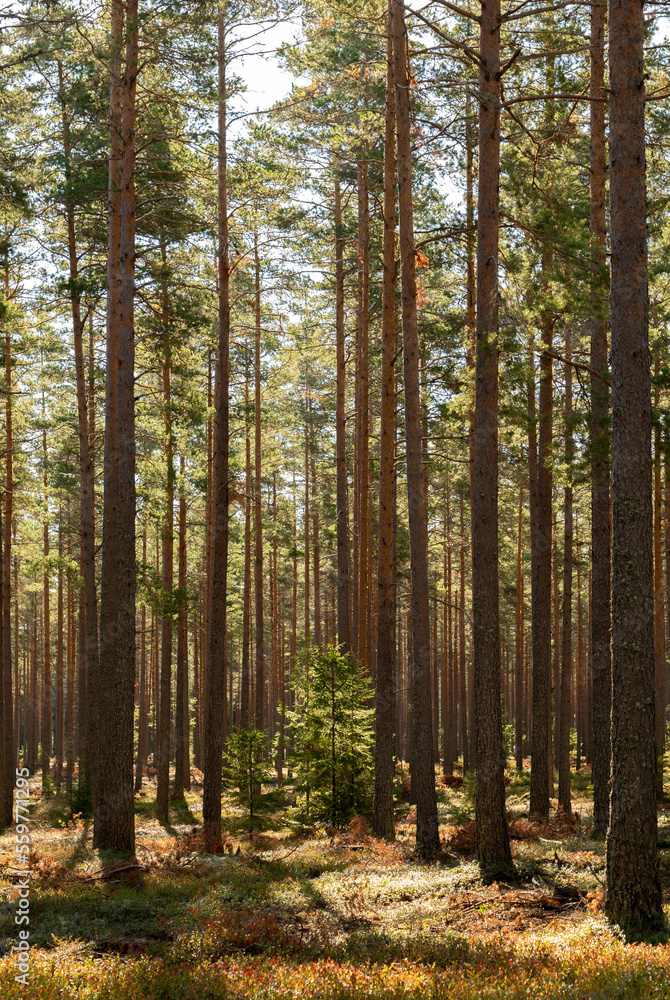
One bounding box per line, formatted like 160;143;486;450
558;336;573;816
96;0;138;853
254;240;264;729
605;0;663;935
392;0;439;855
203;8;230;850
373;1;397;842
334;177;351;655
589;0;612;839
472;0;511;865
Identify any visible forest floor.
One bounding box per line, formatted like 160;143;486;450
0;764;669;998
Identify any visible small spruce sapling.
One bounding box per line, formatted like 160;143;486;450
287;645;374;828
225;726;273;831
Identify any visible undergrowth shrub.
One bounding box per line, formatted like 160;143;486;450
286;645;374;828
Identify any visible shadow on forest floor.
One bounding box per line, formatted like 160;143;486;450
0;763;668;997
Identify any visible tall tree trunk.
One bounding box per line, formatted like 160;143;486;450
334;177;351;654
42;388;52;794
444;483;454;776
66;522;74;791
654;354;665;796
311;445;321;648
157;340;174;822
472;0;511;864
589;0;611;839
530;303;553;820
241;367;251;728
392;0;439;854
373;0;397;841
96;0;138;853
459;494;469;773
175;452;188;794
58;59;99;814
3;306;13;822
203;7;230;851
254;236;264;729
135;527;147;793
605;0;663;935
558;332;573;816
357;159;370;670
0;509;3;811
515;477;524;772
55;523;64;792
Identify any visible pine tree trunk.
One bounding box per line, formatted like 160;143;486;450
55;523;64;793
334;177;351;654
135;527;147;793
605;0;663;934
515;478;524;772
157;342;174;822
444;484;454;776
242;367;251;729
96;0;138;853
175;452;188;794
66;522;74;791
530;304;553;820
3;312;13;821
589;0;611;839
459;495;469;773
203;7;230;851
311;447;321;649
357;159;370;670
653;355;665;795
472;0;511;865
77;578;86;795
558;333;573;816
373;1;397;841
59;61;99;813
392;0;439;854
254;237;264;729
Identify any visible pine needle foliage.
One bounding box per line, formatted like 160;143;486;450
287;645;374;828
225;726;274;831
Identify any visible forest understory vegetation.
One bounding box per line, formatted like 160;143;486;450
0;760;669;999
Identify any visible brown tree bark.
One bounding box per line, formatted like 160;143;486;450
3;308;13;821
392;0;439;854
311;446;321;649
241;366;251;728
157;341;174;822
175;452;188;794
357;158;370;670
472;0;511;865
515;478;524;772
304;374;311;649
253;236;264;729
653;355;665;796
605;0;663;935
203;7;230;850
443;487;454;776
373;0;397;842
530;304;553;820
459;494;469;773
55;523;64;793
58;60;99;813
66;522;74;792
558;333;573;816
134;527;148;793
334;176;351;654
589;0;611;840
96;0;138;853
41;387;52;793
